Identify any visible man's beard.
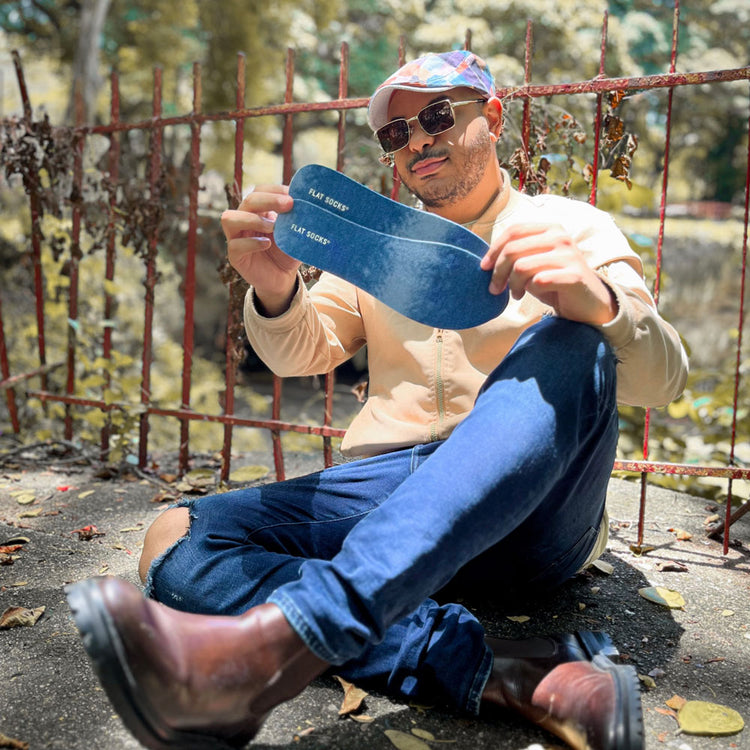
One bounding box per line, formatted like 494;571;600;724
404;128;494;208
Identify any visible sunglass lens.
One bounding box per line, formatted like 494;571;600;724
377;121;409;153
419;101;455;135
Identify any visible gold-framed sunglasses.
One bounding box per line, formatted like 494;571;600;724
376;98;486;159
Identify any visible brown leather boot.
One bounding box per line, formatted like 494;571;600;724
65;576;329;749
481;633;643;750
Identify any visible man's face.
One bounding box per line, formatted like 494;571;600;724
386;87;494;210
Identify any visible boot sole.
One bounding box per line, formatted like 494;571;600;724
65;578;239;750
591;653;644;750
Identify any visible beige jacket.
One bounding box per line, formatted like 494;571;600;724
245;179;688;459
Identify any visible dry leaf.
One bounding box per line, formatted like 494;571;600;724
349;714;375;723
333;675;369;716
71;525;105;540
666;694;687;711
0;605;46;629
638;674;656;689
229;465;270;483
411;729;435;741
384;729;431;750
656;560;688;573
678;700;745;736
655;706;678;719
0;732;29;750
506;615;530;623
638;586;685;609
13;493;36;506
18;508;43;518
590;559;614;575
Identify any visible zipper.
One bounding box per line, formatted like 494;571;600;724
430;329;446;442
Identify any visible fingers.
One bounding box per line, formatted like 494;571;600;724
221;185;294;243
481;224;566;296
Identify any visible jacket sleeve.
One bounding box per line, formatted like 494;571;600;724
595;260;689;407
243;271;367;378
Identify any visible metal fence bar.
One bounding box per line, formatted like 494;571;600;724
64;123;84;441
635;3;681;548
219;52;247;484
137;68;163;468
588;11;608;206
100;69;121;460
178;62;202;474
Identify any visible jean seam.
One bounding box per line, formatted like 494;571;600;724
268;588;343;664
466;642;493;715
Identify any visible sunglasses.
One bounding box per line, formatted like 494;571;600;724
376;98;486;156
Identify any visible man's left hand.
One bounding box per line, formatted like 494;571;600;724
480;223;618;326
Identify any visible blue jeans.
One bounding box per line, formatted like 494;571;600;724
145;317;619;716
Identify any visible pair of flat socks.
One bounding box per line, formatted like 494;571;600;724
274;165;508;329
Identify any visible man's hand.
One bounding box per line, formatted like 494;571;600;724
221;185;300;317
479;223;618;326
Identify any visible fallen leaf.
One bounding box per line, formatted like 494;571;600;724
678;700;744;736
151;491;180;503
673;529;692;541
590;559;614;575
506;615;530;623
0;545;23;555
13;493;36;506
722;610;735;617
384;729;431;750
638;674;656;689
655;706;678;719
666;695;687;711
638;586;685;609
70;525;105;540
411;729;435;741
119;523;144;533
18;508;43;518
229;465;270;483
333;675;369;716
0;732;29;749
656;561;688;573
0;605;45;629
77;490;95;499
349;714;375;723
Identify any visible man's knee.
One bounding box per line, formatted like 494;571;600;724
138;506;191;584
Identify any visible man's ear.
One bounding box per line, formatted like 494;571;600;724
485;97;503;139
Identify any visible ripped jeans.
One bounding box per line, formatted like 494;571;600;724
144;317;619;715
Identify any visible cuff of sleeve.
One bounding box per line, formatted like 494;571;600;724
594;270;637;350
244;272;309;332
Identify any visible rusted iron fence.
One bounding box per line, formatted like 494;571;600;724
1;10;749;550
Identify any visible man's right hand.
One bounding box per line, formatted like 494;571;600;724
221;185;300;317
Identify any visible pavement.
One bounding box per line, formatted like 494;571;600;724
1;446;749;750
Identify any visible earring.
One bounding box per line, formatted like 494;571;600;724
489;133;498;143
379;153;395;167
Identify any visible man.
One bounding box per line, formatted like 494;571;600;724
66;50;688;750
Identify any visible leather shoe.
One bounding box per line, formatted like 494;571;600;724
65;576;328;749
482;632;643;750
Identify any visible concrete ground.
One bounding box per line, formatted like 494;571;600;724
1;448;748;750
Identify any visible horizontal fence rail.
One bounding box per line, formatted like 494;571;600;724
1;6;749;551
